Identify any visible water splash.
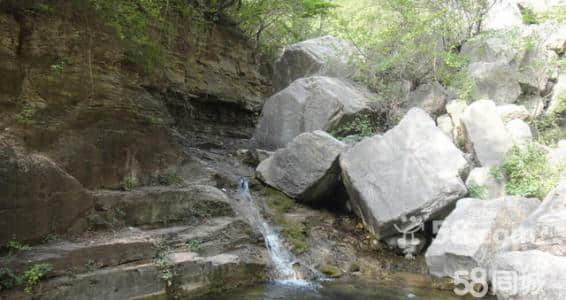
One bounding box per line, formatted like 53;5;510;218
237;177;308;284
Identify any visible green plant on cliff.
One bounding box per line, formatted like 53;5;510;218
121;174;138;191
15;104;38;125
496;144;561;199
22;263;52;294
467;184;488;200
0;267;21;291
530;94;566;146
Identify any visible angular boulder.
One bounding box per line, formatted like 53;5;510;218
468;62;522;104
437;115;454;140
256;131;346;203
497;104;530;123
462;100;514;166
492;250;566;300
406;82;448;115
465;167;506;200
425;197;540;278
0;137;93;244
501;181;566;256
254;76;372;150
273;36;357;92
340;108;469;239
482;0;523;31
506;119;533;145
547;72;566;115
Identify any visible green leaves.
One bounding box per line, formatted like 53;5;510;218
499;144;561;199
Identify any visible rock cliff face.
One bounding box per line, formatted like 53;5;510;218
0;2;269;244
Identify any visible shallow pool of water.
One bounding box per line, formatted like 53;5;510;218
197;280;481;300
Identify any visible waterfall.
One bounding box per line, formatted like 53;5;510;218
237;177;306;283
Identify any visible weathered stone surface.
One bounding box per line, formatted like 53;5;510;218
437;115;454;140
425;197;540;278
340;108;469;239
273;36;357;92
501;180;566;256
518;95;545;117
492;250;566;300
0;136;93;244
406;82;448;115
549;140;566;166
461;35;522;65
506;119;533;145
497;104;530;123
254;76;372;150
256;131;346;203
91;186;233;227
465;167;506;200
468;62;522;104
547;72;566;115
482;0;523;31
462;100;514;166
446;100;468;147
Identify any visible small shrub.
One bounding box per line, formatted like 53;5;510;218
331;114;378;138
158;172;183;186
0;267;21;291
521;6;539;24
121;174;138;191
15;104;38;125
5;239;31;254
530;95;565;146
186;240;203;254
467;184;488;200
498;144;560;199
22;264;52;294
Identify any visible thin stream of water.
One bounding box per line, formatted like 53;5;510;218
237;177;308;284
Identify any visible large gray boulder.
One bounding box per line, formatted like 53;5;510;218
340;108;469;239
500;180;566;256
273;36;357;92
468;62;522;104
492;250;566;299
506;119;533;145
256;131;346;203
481;0;523;31
406;82;448;115
497;104;530;123
425;197;540;278
254;76;372;150
462;100;514;166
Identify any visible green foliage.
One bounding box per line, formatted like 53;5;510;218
15;104;38;125
329;0;488;93
121;174;138;191
186;239;204;254
467;184;488;200
520;6;539;24
22;264;52;294
158;172;183;186
539;4;566;22
497;144;560;199
234;0;337;56
330;115;377;138
0;267;21;291
5;239;31;255
530;95;565;146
